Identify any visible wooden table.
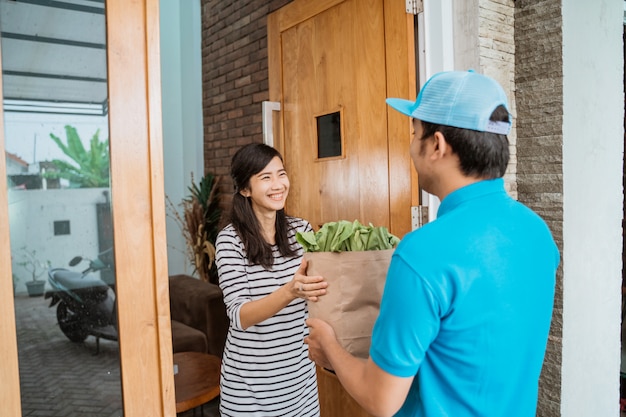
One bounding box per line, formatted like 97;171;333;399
173;351;221;414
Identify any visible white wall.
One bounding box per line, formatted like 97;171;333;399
421;0;455;220
9;188;108;293
561;2;624;415
160;0;204;277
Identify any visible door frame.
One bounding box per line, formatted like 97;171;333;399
0;0;176;415
267;0;418;237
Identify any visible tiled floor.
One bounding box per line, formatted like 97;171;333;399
14;293;219;416
178;399;219;417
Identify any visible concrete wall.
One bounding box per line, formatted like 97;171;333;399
560;1;623;415
9;188;109;294
160;0;204;277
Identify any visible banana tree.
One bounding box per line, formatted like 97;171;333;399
43;125;110;188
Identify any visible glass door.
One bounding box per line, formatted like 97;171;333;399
0;0;123;415
0;0;175;415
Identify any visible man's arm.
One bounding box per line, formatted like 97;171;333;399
305;318;413;417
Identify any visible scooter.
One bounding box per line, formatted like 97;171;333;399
45;249;117;353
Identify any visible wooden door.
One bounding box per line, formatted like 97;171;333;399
268;0;417;238
279;0;389;230
268;1;416;416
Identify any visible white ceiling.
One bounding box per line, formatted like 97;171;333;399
0;0;108;115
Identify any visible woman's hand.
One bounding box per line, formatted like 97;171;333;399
292;258;328;301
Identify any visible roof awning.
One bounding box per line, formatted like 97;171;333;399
0;0;108;116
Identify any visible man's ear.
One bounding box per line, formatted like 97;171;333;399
430;131;449;160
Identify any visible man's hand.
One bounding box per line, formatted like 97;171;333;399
304;317;336;369
306;317;413;417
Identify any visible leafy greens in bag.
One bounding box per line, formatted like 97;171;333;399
296;220;400;252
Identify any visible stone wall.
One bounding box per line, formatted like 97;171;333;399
453;0;516;196
479;0;517;198
514;1;564;415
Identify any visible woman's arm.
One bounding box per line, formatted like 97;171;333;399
217;220;327;330
239;258;326;329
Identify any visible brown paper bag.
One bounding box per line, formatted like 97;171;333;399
305;249;394;359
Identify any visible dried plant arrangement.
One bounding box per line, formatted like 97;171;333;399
167;173;221;284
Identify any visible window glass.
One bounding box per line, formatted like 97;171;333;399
317;111;342;158
1;0;123;415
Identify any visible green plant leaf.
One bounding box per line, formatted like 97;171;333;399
43;125;110;188
295;231;318;252
297;220;400;252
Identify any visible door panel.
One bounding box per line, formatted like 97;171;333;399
106;0;176;415
281;0;390;229
268;1;415;416
269;0;416;238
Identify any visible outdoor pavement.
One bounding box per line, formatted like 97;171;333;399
13;293;219;417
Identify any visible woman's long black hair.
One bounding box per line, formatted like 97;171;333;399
229;143;297;269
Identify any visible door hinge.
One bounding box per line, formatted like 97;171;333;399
411;205;428;230
405;0;423;15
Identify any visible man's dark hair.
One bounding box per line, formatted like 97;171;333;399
420;105;510;179
229;142;297;269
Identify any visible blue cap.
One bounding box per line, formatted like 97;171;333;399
386;70;511;135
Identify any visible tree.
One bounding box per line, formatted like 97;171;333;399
43;125;110;188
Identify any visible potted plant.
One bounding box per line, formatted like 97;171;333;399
167;173;222;285
16;246;51;297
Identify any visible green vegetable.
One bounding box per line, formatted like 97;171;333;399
296;220;400;252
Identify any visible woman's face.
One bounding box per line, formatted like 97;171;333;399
242;156;290;216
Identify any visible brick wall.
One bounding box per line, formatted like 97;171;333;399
200;0;292;220
514;1;564;415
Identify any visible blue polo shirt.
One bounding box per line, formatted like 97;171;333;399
370;178;559;417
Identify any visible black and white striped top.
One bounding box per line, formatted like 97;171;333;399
215;217;320;417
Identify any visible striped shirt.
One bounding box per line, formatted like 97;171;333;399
215;217;320;417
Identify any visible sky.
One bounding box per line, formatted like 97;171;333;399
3;111;109;165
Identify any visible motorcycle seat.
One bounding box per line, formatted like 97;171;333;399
50;269;109;291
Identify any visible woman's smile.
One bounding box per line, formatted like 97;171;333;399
245;156;290;215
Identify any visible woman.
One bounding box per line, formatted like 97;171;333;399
215;143;327;416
